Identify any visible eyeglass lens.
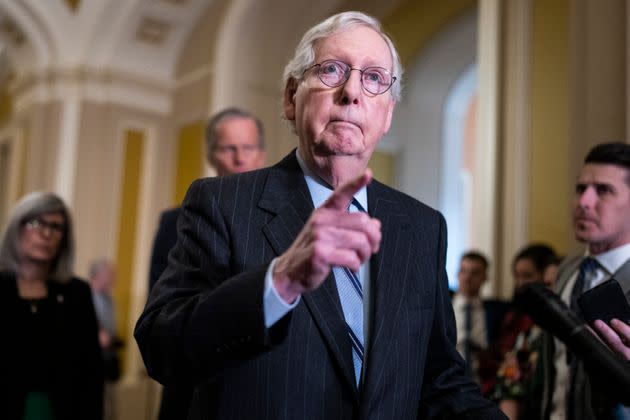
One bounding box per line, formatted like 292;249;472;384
316;60;394;94
25;218;65;235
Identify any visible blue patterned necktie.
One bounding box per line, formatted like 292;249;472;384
567;256;601;418
333;198;366;386
463;302;473;376
570;257;601;318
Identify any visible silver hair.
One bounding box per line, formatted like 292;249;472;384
88;257;114;281
282;11;403;106
0;191;75;283
205;107;265;162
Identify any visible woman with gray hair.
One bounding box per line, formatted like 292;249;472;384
0;192;103;420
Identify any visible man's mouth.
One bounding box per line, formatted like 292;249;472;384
329;118;360;129
575;216;597;225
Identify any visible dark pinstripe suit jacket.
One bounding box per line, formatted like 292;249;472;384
135;151;505;420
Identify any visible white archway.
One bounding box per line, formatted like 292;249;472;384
389;9;479;287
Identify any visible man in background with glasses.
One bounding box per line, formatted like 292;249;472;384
137;11;504;419
147;107;265;420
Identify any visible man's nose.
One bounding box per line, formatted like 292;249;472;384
578;187;596;208
234;148;244;164
339;70;362;105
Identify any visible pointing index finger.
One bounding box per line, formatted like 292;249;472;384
323;169;373;211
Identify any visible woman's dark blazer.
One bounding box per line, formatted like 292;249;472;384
0;271;104;420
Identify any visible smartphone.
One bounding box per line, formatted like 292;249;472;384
578;279;630;325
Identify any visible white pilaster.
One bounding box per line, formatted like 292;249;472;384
475;0;500;283
55;93;81;205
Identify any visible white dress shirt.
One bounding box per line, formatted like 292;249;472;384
452;294;488;380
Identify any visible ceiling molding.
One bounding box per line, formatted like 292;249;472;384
11;66;173;116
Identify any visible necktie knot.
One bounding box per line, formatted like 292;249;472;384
580;256;600;276
347;198;366;213
571;256;602;316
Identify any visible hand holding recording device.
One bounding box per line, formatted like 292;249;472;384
577;278;630;325
514;282;630;393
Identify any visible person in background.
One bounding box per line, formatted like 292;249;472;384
542;256;563;288
453;251;509;389
535;142;630;419
136;11;507;419
148;107;265;420
89;258;122;420
0;192;103;420
148;107;266;291
489;243;557;419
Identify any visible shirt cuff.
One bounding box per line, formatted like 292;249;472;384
264;258;301;327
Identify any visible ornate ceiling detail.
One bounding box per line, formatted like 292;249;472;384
136;16;171;45
64;0;81;12
160;0;189;5
0;16;25;47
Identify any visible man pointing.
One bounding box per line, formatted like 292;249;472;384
135;11;504;419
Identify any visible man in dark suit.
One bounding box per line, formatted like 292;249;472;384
136;11;506;419
148;107;266;291
452;251;508;385
147;107;265;419
534;143;630;420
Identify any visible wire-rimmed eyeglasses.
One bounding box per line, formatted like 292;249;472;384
23;217;65;238
305;59;396;96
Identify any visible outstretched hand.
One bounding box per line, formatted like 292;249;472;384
272;169;381;303
592;318;630;361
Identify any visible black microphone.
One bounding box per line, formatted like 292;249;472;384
514;282;630;394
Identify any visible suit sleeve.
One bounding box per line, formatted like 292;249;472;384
419;214;507;420
148;212;175;292
134;179;284;386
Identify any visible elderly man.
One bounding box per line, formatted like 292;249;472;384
136;11;504;419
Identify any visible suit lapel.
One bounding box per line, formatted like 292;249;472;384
258;152;358;399
612;258;630;298
362;182;411;392
555;256;582;294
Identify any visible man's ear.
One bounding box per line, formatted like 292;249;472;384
283;78;298;121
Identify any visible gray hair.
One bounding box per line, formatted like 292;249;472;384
205;107;265;161
282;11;403;105
0;191;75;283
88;257;114;281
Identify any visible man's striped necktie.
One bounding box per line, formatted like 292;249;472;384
333;198;366;386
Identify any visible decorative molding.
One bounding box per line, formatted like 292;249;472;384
160;0;190;5
11;67;173;115
64;0;81;13
0;15;26;47
136;16;171;45
174;63;214;89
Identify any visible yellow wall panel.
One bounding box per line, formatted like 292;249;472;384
174;121;205;205
530;0;570;252
369;151;395;187
384;0;476;65
115;130;144;373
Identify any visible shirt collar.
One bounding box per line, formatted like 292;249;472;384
295;149;368;211
588;242;630;275
453;294;482;308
